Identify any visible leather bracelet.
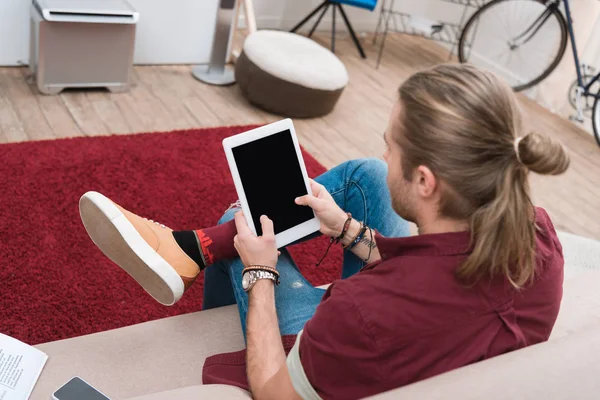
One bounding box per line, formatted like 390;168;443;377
348;224;368;250
336;213;352;243
343;221;365;250
244;264;277;270
316;212;352;267
243;265;279;276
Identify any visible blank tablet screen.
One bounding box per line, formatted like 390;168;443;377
232;129;314;236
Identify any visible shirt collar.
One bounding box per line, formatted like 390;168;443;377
376;230;472;260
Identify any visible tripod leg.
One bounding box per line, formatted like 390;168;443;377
331;4;336;53
291;1;328;33
337;4;366;59
309;3;330;38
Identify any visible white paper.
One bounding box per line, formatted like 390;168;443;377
0;334;48;400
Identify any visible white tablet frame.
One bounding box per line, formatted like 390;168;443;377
222;118;321;248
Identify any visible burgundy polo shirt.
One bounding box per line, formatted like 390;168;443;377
203;207;564;399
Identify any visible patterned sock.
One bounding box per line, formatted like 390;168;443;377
172;231;207;270
170;220;239;269
193;220;238;266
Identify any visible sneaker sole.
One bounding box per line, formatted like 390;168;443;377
79;191;185;306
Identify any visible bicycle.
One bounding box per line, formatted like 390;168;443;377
457;0;600;146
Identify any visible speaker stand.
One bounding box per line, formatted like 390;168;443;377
192;0;237;86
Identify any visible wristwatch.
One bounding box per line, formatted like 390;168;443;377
242;269;278;292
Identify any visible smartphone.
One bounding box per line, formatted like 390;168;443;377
52;377;110;400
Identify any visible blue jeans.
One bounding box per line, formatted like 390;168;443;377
203;158;410;337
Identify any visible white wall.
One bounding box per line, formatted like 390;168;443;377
0;0;31;66
264;0;463;32
0;0;387;66
129;0;219;64
0;0;223;65
0;0;470;66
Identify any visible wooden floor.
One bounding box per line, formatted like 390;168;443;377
1;33;599;240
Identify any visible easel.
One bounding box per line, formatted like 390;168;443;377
228;0;257;63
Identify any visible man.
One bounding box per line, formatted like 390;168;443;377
80;64;569;399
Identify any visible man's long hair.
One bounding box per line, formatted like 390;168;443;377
396;64;569;287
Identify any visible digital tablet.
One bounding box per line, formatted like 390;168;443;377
222;119;321;248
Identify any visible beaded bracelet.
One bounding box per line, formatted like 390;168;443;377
343;221;363;250
337;213;353;243
348;223;368;250
243;264;279;276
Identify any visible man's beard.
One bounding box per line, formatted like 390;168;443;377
390;180;416;224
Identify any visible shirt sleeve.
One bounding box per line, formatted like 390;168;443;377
286;330;322;400
294;283;383;399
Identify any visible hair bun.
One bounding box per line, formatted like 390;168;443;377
518;132;569;175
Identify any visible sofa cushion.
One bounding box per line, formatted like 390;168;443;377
558;231;600;280
125;385;250;400
551;270;600;339
32;305;244;400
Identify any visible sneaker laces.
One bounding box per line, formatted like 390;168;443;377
143;217;167;229
226;200;242;212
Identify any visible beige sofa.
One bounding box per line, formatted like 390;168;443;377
31;232;600;399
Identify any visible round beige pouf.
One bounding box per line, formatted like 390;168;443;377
236;30;349;118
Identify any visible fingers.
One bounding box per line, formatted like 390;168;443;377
234;211;251;235
295;194;309;205
295;194;320;209
309;179;323;196
260;215;275;239
296;179;329;209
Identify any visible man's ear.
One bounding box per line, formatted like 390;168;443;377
415;165;437;198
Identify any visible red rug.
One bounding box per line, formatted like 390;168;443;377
0;126;342;345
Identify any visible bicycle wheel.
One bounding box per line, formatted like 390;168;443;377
458;0;568;91
591;96;600;147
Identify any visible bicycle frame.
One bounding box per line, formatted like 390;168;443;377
512;0;600;98
511;0;560;47
563;0;600;98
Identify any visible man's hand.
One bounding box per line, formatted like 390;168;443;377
295;179;348;238
236;213;302;400
297;179;382;264
233;211;279;268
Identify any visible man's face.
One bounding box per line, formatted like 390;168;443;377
383;102;418;223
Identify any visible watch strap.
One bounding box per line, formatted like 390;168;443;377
243;269;279;292
243;265;280;280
